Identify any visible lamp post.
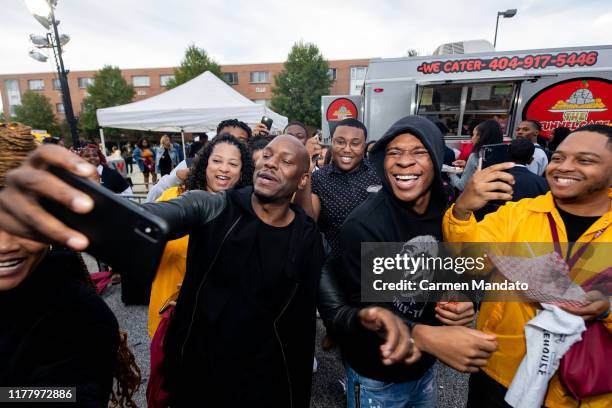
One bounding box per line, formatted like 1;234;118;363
26;0;80;147
494;8;517;48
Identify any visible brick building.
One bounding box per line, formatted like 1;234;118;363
0;58;370;122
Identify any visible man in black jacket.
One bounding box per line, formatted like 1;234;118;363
0;135;324;407
319;116;498;408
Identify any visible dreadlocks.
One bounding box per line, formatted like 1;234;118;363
0;124;141;407
0;122;37;187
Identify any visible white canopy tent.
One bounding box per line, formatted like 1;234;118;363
96;71;288;155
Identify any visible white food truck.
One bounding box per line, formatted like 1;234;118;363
322;43;612;147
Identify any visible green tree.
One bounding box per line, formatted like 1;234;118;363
14;91;58;133
165;45;222;89
271;42;332;128
79;65;134;135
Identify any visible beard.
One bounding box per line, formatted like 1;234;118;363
253;187;278;204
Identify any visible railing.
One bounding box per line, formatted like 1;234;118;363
120;194;148;204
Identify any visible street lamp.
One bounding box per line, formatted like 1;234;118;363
25;0;80;147
28;49;48;62
494;8;517;48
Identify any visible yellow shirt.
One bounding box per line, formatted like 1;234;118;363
443;190;612;408
148;187;189;337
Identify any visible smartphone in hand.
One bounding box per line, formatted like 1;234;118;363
481;143;511;169
261;116;273;131
40;166;169;299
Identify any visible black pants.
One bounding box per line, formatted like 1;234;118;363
467;371;512;408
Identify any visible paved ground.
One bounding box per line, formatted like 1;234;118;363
103;283;469;408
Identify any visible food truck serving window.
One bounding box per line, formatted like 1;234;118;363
417;82;517;137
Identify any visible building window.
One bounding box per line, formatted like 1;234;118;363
249;71;269;84
253;99;270;107
52;78;61;90
160;74;174;87
327;68;337;81
78;77;94;89
223;72;239;85
255;87;266;93
28;79;45;91
350;66;367;81
132;76;150;87
4;80;21;116
350;66;367;95
56;103;65;114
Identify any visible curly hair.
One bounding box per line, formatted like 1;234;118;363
185;133;252;191
216;119;252;139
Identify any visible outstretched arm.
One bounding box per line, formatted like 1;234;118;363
0;145;225;250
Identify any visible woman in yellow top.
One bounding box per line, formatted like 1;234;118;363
148;134;252;336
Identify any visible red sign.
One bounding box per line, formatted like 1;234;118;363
326;98;358;121
523;78;611;138
416;51;599;75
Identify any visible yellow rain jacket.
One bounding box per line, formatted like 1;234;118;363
147;187;189;337
443;190;612;408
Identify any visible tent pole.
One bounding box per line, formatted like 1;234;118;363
180;129;186;160
99;128;107;156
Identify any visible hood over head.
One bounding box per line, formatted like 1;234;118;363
369;115;446;203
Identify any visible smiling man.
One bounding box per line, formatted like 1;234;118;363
444;124;612;408
0;135;325;407
325;116;496;408
300;118;380;259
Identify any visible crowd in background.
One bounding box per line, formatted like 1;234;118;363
0;113;610;408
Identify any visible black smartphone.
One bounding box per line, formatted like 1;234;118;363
40;166;170;300
481;143;511;169
261;116;273;131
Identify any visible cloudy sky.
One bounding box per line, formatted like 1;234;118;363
1;0;611;76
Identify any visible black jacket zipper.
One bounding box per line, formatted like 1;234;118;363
274;283;298;408
180;216;242;360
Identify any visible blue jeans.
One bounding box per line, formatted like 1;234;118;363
345;364;436;408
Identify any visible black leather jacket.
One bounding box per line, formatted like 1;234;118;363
143;187;324;408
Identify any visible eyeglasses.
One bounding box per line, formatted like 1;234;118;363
333;138;364;149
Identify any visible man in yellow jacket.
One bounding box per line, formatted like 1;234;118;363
443;124;612;408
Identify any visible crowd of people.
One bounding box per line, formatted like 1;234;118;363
0;113;610;408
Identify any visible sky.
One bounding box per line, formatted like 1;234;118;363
1;0;611;76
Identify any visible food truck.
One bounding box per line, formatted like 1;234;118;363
322;43;612;147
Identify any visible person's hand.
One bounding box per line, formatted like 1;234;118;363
0;145;96;250
358;307;421;366
453;162;515;220
412;325;497;373
305;135;322;161
252;123;270;137
453;159;466;168
176;168;190;181
560;291;610;321
435;302;475;326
